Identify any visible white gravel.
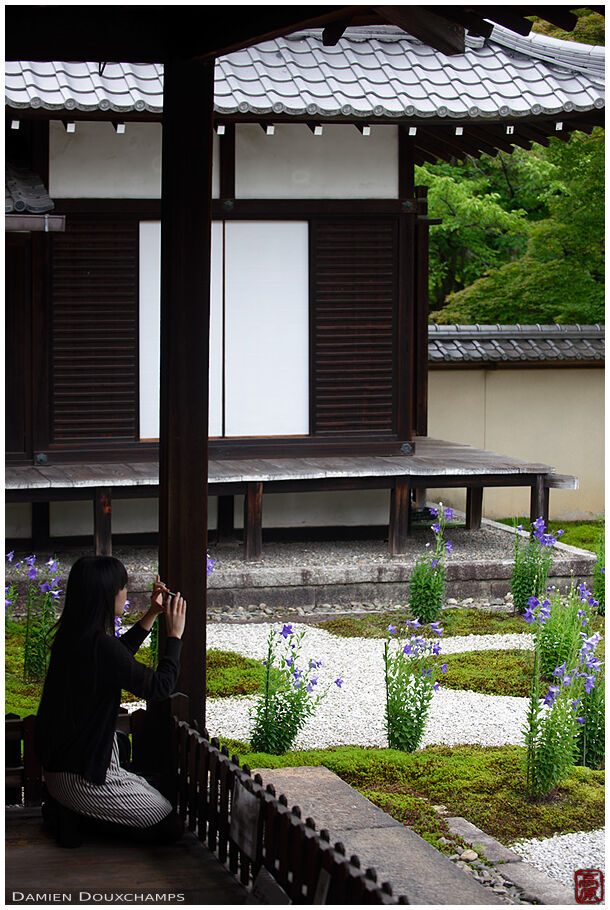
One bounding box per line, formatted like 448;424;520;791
205;622;533;749
511;829;606;894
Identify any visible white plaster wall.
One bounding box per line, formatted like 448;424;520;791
427;368;605;520
232;491;390;529
49;121;220;198
5;504;31;539
236;124;398;198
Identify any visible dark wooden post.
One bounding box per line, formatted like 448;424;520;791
158;57;215;731
389;477;411;554
31;501;50;549
530;475;549;525
217;495;235;542
466;486;483;530
244;482;263;562
94;487;112;556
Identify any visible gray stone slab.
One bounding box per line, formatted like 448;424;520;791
503;861;577;905
255;767;502;905
445;816;522;864
255;767;401;832
330;825;504;905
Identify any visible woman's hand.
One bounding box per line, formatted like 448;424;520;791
165;593;187;640
150;575;169;617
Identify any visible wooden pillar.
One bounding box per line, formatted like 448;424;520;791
244;482;263;562
217;495;235;542
389;477;411;554
94;487;112;556
158;58;214;731
31;501;50;549
530;476;549;525
466;486;483;530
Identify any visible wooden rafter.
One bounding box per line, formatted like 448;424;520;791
372;5;466;54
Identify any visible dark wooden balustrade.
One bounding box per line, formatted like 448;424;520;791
5;698;407;904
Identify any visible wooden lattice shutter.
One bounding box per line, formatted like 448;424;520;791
310;219;397;436
50;216;138;443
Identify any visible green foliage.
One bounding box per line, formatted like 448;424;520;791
511;524;554;614
384;623;442;751
577;670;605;770
592;526;605;615
434;129;605;325
536;585;591;678
5;621;43;717
249;626;336;754
526;692;579;799
530;9;605;45
496;518;604;553
9;556;63;682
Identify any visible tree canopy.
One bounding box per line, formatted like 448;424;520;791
426;8;604;326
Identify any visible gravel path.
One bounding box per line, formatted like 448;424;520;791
511;829;606;893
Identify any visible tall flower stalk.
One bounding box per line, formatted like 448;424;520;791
511;517;562;614
409;504;453;624
384;619;445;752
249;624;342;754
523;588;604;797
7;552;62;681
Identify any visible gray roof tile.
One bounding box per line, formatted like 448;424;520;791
6;25;603;120
428;325;605;364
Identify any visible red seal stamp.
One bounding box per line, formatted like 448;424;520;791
575;869;604;904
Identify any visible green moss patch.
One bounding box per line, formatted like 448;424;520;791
497;518;604;553
206;649;265;697
316;608;530;640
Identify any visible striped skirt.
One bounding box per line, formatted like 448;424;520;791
43;734;172;828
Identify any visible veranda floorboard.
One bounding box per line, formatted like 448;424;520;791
5;811;248;905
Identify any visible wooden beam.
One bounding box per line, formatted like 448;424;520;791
485;9;532;36
323;15;353;45
432;7;494;38
530;476;549;525
373;6;465;54
158;57;214;732
5;214;65;232
398;126;415;198
216;495;235;542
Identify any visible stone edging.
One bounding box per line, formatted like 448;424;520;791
443;814;577;905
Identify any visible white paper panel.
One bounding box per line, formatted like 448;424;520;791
139;221;161;439
224;222;309;436
138;220;224;439
208;222;224;436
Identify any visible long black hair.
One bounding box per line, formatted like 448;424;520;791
52;555;128;647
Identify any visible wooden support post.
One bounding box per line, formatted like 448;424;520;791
466;486;483;530
217;495;235;542
94;487;112;556
31;501;50;549
530;476;549;525
389;477;411;554
244;482;263;562
414;489;427;510
158;58;214;732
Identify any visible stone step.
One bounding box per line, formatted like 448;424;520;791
252;766;504;905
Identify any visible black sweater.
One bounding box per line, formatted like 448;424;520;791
35;621;182;783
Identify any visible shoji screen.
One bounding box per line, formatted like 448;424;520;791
223;221;309;437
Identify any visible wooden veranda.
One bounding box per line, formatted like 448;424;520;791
6;437;576;561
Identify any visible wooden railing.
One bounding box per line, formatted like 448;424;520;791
5;699;408;903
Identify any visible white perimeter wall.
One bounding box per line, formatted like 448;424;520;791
427;367;605;521
49;121;220;197
235;124;398;198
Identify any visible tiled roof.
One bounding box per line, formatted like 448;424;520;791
5;26;604;120
5;162;54;213
428;325;605;364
